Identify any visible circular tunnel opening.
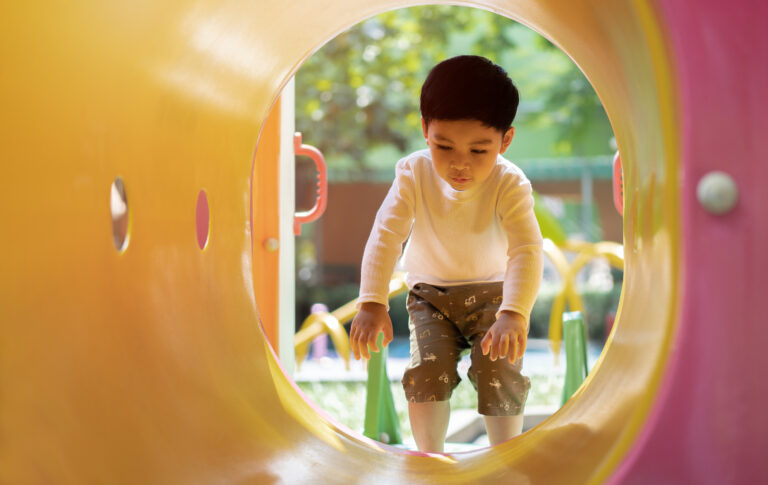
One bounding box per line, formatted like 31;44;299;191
249;1;678;482
254;3;634;454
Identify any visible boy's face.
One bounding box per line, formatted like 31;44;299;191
422;118;514;191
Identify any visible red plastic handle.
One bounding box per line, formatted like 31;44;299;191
294;132;328;236
612;151;624;216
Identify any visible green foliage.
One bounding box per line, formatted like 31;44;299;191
295;5;613;178
528;282;622;341
533;192;567;244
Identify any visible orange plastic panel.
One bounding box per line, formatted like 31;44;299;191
252;101;282;348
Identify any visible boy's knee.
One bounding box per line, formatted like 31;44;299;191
467;353;530;416
402;365;460;403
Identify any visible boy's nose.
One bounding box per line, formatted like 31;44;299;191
451;158;470;171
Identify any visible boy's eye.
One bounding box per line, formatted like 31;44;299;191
471;149;488;154
437;145;452;151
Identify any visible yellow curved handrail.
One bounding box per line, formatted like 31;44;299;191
545;239;624;356
544;240;586;357
294;311;352;370
294;272;408;369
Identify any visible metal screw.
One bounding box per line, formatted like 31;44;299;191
697;171;738;215
263;237;279;252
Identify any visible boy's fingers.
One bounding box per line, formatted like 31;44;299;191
508;337;519;364
383;324;393;347
350;325;359;356
517;333;527;360
481;332;492;355
490;332;502;361
368;333;380;353
350;334;360;360
498;334;510;358
350;320;367;360
359;333;371;359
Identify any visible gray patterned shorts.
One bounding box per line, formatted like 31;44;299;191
401;282;530;416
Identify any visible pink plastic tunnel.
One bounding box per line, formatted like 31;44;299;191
1;0;767;483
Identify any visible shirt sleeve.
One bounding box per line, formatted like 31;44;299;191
358;159;416;308
496;177;544;327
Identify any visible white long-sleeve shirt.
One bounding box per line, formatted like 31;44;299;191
358;149;544;323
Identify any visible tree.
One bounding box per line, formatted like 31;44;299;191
295;5;613;178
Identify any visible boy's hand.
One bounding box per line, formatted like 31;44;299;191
481;311;527;364
349;302;394;360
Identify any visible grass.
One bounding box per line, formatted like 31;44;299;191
297;372;565;443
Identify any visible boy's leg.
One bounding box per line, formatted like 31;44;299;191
457;282;530;444
483;414;524;446
402;284;467;453
408;400;451;453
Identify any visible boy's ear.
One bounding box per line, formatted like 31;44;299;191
499;126;515;154
421;117;429;142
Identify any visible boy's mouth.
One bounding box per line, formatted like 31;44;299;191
451;176;472;185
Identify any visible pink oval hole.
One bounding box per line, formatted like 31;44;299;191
196;190;210;250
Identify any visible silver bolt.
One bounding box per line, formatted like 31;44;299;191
263;237;280;252
697;171;738;215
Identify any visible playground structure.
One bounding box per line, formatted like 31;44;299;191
294;272;406;371
294;239;623;370
544;239;624;355
2;1;767;484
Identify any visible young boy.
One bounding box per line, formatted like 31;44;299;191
349;55;543;452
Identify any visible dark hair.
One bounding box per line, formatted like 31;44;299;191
420;55;519;133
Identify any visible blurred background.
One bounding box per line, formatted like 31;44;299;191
290;5;622;445
294;5;620;342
